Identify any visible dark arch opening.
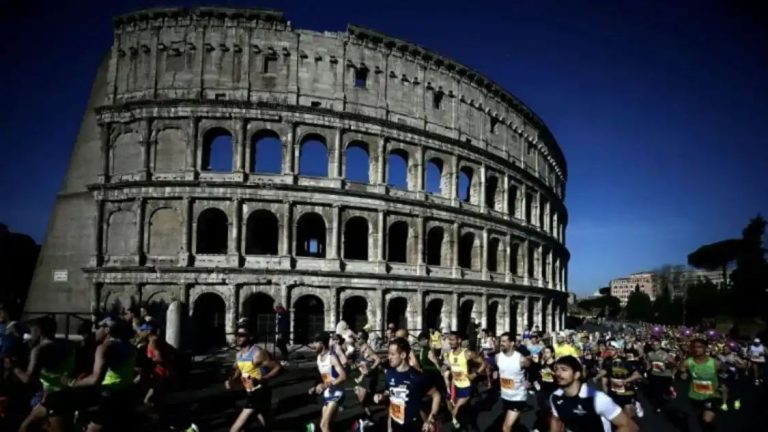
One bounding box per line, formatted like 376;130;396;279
488;237;501;272
294;295;325;344
342;296;368;332
387;297;408;331
508;184;518;216
458;232;476;269
299;134;328;177
388;149;409;189
192;292;226;352
387;221;409;263
486;176;499;210
425;158;443;195
343;217;369;260
245;210;279;255
242;293;276;343
196;208;228;254
202;128;233;172
487;301;499;336
510;243;520;276
458;166;473;202
251;130;282;174
345;142;370;183
458;300;474;337
296;212;326;258
426;226;444;266
425;298;444;331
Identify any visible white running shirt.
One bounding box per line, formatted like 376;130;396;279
497;350;527;401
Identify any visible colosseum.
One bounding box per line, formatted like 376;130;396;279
25;7;569;349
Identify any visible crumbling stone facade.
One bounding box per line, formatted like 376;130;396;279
26;8;569;345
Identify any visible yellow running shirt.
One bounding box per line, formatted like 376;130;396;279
446;349;470;388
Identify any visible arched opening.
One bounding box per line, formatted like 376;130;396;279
245;210;279;255
342;296;368;332
425;298;443;331
485;176;499;210
426;226;444;266
525;193;534;224
542;248;549;281
510;302;519;337
458;166;473;202
294;295;325;344
345;141;370;183
425;158;443;195
386;297;408;331
192;292;226;352
487;301;499;336
487;237;501;273
296;212;326;258
458;232;476;269
299;134;328;177
508;184;518;216
202;128;233;172
242;293;276;343
458;300;474;337
196;208;228;254
251;130;282;174
528;244;536;278
148;208;181;256
387;149;409;189
510;243;520;276
387;221;409;263
343;217;369;260
107;211;137;255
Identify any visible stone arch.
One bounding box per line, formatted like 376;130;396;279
245;209;279;255
296;212;327;257
342;295;368;332
106;210;137;256
196;208;228;254
242;292;276;342
425;157;443;195
251;129;282;174
425;298;444;331
458;231;480;270
299;133;328;177
387;149;409;189
201;127;233;172
154;128;186;173
147;207;182;256
458;299;475;337
487;236;502;273
387;220;409;263
457;165;474;203
345;141;370;183
101;285;138;316
192;292;226;352
426;226;445;266
112;131;142;176
485;175;501;211
386;296;408;331
343;216;369;260
487;301;499;336
510;242;521;276
293;294;325;344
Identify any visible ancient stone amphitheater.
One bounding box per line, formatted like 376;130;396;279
26;7;569;348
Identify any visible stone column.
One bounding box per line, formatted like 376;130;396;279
329;205;341;259
135;198;145;265
481;228;489;279
329;286;339;330
283;124;295;175
185;117;198;179
415;145;425;193
414;290;424;331
517;297;527;337
281;203;292;256
451;292;459;330
522;239;530;282
331;128;343;178
376;137;386;185
231;199;242;259
139;119;151;180
166;300;182;349
450;155;458;204
180;197;192;265
534;297;543;332
481;292;488;331
416;216;426;274
376;210;386;263
93;199;105;266
234;119;246;177
452;222;460;276
479;163;487;211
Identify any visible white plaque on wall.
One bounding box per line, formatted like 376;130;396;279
53;270;68;282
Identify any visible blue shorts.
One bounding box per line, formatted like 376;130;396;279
323;388;345;407
452;385;472;400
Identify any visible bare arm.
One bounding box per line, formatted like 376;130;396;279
467;350;487;375
14;345;41;384
549;416;565;432
148;339;163;363
425;385;442;424
611;412;640;432
74;344;108;387
329;354;346;386
257;350;282;381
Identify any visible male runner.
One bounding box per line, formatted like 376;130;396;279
373;337;441;432
645;337;677;413
497;332;530;432
748;337;765;385
353;330;381;423
15;316;75;432
308;332;346;432
549;355;638;432
225;326;282;432
442;331;486;430
717;343;747;411
679;338;720;432
599;347;643;418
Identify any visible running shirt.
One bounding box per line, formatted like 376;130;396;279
540;360;556;384
497;350;526;402
445;349;470;388
385;367;429;426
687;357;719;400
102;340;136;390
39;340;76;394
317;351;343;399
550;383;622;432
647;349;673;377
749;344;765;363
528;343;544;361
418;348;439;373
236;345;262;391
718;353;740;381
603;357;639;396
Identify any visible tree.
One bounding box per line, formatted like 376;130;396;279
688;239;741;290
598;286;611;296
730;215;768;317
685;280;721;325
625;290;653;322
0;224;40;318
578;295;621;318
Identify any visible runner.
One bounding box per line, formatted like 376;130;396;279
442;331;486;430
599;346;642;418
527;334;544;363
70;317;138;432
416;331;444;396
645;337;677;413
679;338;720;432
549;355;639;432
748;337;765;385
140;321;176;407
496;332;531;432
478;329;497;387
14;316;75;432
308;332;346;432
353;330;381;424
373;337;441;432
225;325;282;432
717;342;747;411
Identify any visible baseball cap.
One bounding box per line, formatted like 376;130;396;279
98;317;118;328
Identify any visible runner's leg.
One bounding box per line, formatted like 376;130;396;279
320;402;338;432
229;408;256;432
501;410;520;432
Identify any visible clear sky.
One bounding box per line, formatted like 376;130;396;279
1;0;766;295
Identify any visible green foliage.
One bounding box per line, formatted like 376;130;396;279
684;280;721;325
625;290;653;322
577;295;621;318
730;215;768;317
652;282;682;325
598;286;611;296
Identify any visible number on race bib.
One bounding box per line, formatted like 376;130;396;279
500;378;515;390
652;362;665;372
610;380;626;394
693;380;714;395
389;400;405;424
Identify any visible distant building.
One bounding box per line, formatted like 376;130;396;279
671;267;731;298
610;272;657;305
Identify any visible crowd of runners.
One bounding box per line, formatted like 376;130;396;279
1;304;767;432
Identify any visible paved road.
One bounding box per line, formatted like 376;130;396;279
157;349;767;431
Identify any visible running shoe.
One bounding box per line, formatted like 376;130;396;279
720;403;728;411
734;399;741;410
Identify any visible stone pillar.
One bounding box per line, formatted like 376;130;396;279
329;205;341;259
504;234;512;282
376;210;386;262
234;119;246;176
534;297;543;332
481;228;489;279
180;197;192;265
331;128;343;178
451;292;459;330
135;198;145;264
416;216;426;274
516;298;527;337
231;199;242;259
281;203;292;256
139;118;151;180
522;239;530;282
481;293;488;331
415;145;425;193
450;155;458;204
376;137;387;185
185;117;198;179
166;300;182;349
92;199;105;266
452;222;460;276
283;124;295;175
414;291;424;331
329;286;339;330
98;123;111;183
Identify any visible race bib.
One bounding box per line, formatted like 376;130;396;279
541;369;554;383
652;361;665;372
452;371;466;381
610;379;626;394
241;375;257;391
693;380;714;395
321;373;331;384
500;377;515;390
389;399;405;424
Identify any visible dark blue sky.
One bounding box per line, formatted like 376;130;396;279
1;0;766;295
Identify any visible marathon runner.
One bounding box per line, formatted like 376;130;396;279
15;316;75;432
679;338;720;432
442;331;486;430
496;332;530;432
479;329;497;387
373;337;441;432
549;355;639;432
225;325;282;432
353;330;381;424
717;341;747;411
308;332;346;432
599;346;643;419
645;337;677;413
748;337;765;385
140;321;175;407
